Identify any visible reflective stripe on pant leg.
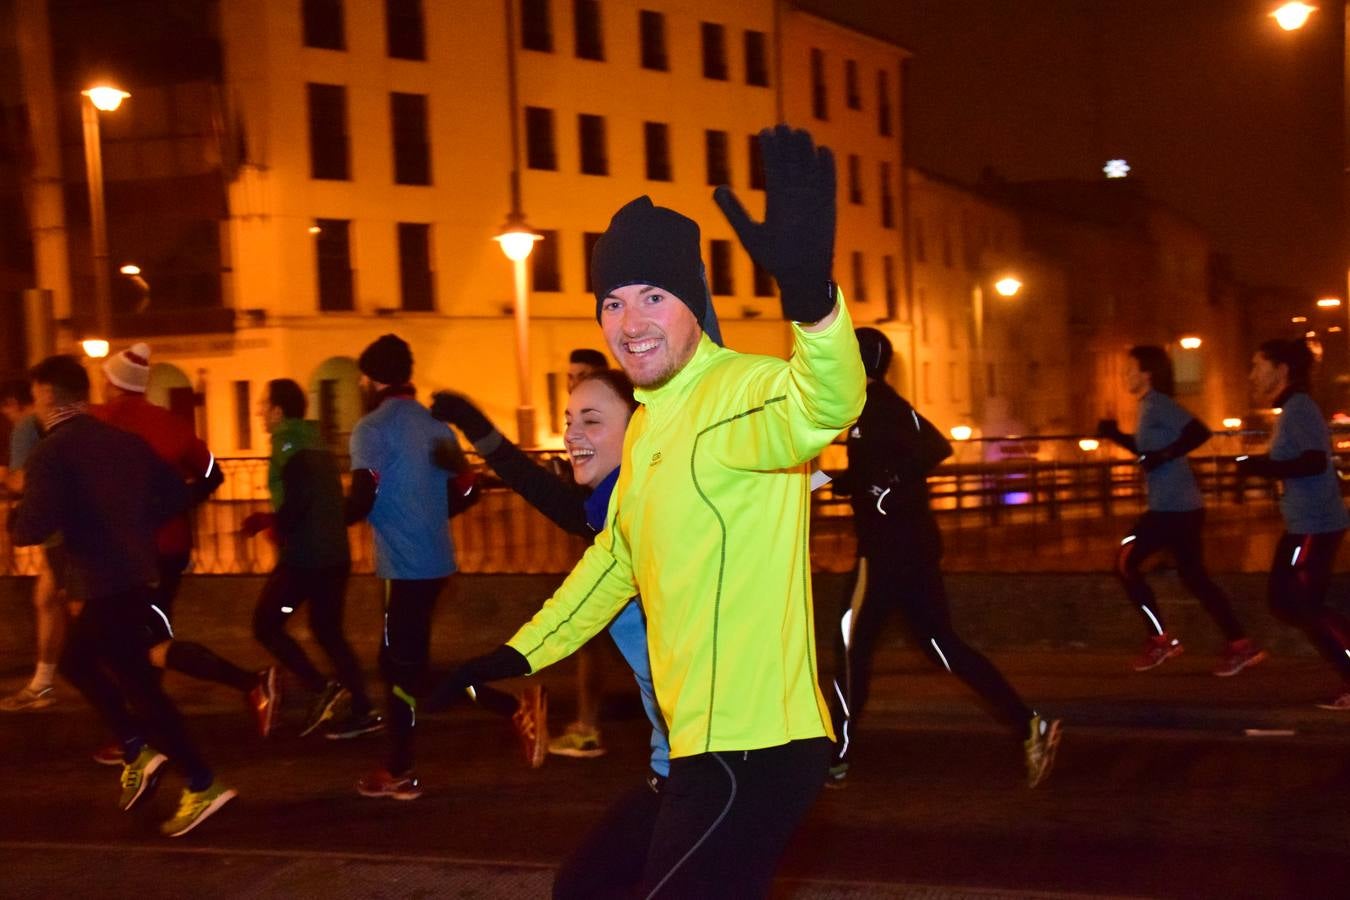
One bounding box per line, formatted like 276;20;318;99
645;753;738;900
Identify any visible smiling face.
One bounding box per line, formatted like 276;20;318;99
1250;351;1287;405
599;284;702;389
564;378;634;489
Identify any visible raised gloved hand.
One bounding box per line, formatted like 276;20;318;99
714;125;837;323
429;392;495;443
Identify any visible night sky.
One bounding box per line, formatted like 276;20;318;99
801;0;1345;297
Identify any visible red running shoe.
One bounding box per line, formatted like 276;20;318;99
1132;634;1184;672
357;767;422;800
512;684;549;769
92;739;125;767
1213;639;1269;677
247;666;280;738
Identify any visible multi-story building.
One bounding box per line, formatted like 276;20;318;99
10;0;909;454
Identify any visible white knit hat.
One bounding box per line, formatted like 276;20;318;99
104;342;152;392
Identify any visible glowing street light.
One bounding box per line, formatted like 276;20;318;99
80;83;128;353
494;215;543;447
1078;438;1100;452
950;425;973;441
1222;417;1243;429
81;338;110;359
82;85;129;112
1317;296;1342;308
1103;159;1131;179
1271;2;1316;31
1179;336;1202;350
993;276;1023;298
119;264;140;276
1292;315;1308;324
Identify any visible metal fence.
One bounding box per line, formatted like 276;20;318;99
0;432;1328;577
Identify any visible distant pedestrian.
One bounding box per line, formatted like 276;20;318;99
1097;345;1266;675
1239;338;1350;709
347;334;463;799
0;379;65;713
828;328;1061;789
10;355;235;836
242;378;380;740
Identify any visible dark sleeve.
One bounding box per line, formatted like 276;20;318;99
147;452;190;526
188;456;225;506
421;645;530;712
481;438;592;537
887;401;954;483
9;446;60;546
345;468;377;524
1154;418;1211;462
274;453;313;536
1101;431;1139;455
1242;450;1327;479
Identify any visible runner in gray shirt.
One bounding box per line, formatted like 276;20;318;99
1239;338;1350;710
1098;346;1264;675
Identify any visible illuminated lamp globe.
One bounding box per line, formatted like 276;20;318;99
1078;438;1100;452
83;86;130;112
1222;418;1242;430
495;227;542;262
81;338;110;359
1272;2;1316;31
993;277;1022;298
1179;336;1202;350
950;425;973;441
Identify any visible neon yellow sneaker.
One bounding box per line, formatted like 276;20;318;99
547;722;605;759
118;745;167;811
161;781;237;837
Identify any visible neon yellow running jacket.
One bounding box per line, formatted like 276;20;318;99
508;299;865;758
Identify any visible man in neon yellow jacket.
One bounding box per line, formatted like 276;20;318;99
413;126;862;898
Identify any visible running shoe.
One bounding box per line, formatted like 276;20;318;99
512;684;549;769
547;722;605;759
92;740;125;767
1315;692;1350;711
324;710;385;740
825;761;850;789
357;767;422;800
300;681;347;737
1213;639;1270;677
161;781;237;837
246;666;280;738
1132;634;1184;672
1024;714;1062;789
118;745;167;811
0;685;56;711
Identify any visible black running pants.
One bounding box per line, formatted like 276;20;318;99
1269;530;1350;683
379;577;447;775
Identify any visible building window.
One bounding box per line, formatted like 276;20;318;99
851;251;867;301
574;0;604;61
303;0;344;50
234;381;252;450
748;135;765;190
644;122;672;181
701;23;727;80
810;48;827;120
525;106;557;170
914;217;926;263
847;154;862;205
705;129;729;186
307;83;349;180
583;231;602;291
710;239;733;295
878;70;892;136
386;0;425;60
752;260;774;297
845;59;860;109
578;114;608;175
639;10;667;71
315;219;354;311
880;162;894;228
883;254;897;315
532;229;561;292
397;223;434;311
744;30;768;86
522;0;552;52
391;92;430;185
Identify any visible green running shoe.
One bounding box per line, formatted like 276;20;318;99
161;781;237;837
118;745;167;811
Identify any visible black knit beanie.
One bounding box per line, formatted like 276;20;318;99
358;333;413;385
590;196;708;327
855;327;892;379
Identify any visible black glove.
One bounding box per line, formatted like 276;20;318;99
714;125;837;323
1096;419;1121;439
409;645;531;714
429;392;495;443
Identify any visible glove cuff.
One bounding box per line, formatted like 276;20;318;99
778;280;837;324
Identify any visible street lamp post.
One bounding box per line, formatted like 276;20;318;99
494;213;541;447
79;85;128;347
971;274;1022;441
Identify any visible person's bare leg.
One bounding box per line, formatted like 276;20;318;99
548;645;607;757
1;563;66;710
